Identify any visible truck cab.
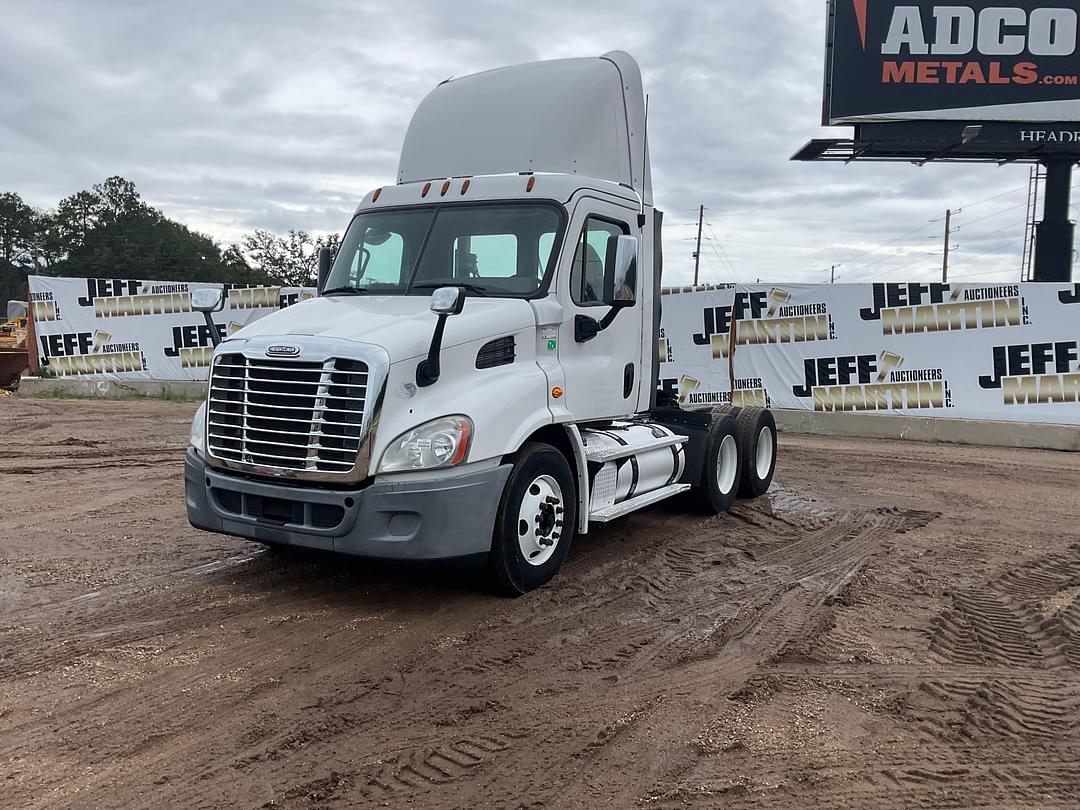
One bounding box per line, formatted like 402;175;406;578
185;52;777;594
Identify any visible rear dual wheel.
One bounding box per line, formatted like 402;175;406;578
693;414;742;514
706;405;778;501
733;407;777;498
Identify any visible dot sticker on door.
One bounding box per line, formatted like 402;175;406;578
542;327;558;352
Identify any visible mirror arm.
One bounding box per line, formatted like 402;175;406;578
317;247;334;295
575;301;632;343
416;314;449;387
599;302;630;330
203;311;222;347
196;290;226;348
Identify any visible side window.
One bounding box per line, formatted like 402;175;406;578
571;217;627;306
349;230;404;285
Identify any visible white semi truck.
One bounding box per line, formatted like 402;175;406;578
185;52;777;594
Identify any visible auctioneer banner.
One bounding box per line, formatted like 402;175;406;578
27;276;315;381
659;281;1080;425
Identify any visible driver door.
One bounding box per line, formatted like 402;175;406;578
556;199;643;421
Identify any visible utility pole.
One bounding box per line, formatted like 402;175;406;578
942;208;960;283
693;205;704;286
830;264;836;284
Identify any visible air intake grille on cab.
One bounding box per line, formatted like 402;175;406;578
476;336;516;369
206;354;367;475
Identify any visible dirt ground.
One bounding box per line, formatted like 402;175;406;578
1;398;1079;810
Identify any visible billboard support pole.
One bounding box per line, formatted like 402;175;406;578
693;204;704;286
1033;160;1076;283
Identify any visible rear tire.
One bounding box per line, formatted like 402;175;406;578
487;442;576;596
733;407;777;498
692;414;742;515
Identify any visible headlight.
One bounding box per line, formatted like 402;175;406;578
190;401;207;454
378;415;473;473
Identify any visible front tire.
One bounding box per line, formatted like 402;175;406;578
488;442;576;596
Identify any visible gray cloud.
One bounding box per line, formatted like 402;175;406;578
0;0;1045;285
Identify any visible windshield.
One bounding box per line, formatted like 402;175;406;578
324;203;564;298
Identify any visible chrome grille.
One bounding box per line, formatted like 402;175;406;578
207;353;368;475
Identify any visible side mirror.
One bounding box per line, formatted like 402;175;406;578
190;288;226;348
317;246;334;294
603;235;638;307
417;287;466;387
190;288;225;313
430;286;465;316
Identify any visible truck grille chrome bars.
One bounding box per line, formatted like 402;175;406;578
206;353;368;476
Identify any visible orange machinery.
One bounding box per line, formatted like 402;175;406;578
0;313;29;389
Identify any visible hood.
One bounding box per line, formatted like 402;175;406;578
229;295;536;361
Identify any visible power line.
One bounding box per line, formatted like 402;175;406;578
956;200;1031;230
703;223;741;282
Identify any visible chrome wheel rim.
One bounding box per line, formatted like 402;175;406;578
517;474;564;567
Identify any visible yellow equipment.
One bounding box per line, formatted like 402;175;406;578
0;315;29;388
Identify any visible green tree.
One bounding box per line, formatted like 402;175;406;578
0;192;41;305
1;176;330;297
38;176;271;285
240;228;340;287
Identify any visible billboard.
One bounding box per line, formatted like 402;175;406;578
824;1;1080;125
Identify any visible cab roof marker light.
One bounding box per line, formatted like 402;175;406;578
526;176;536;193
372;187;382;202
440;180;451;196
421;182;432;198
460;178;471;195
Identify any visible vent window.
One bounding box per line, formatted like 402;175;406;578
476;336;516;369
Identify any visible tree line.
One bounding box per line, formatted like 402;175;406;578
0;176;341;305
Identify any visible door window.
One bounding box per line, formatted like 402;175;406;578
571;217;628;307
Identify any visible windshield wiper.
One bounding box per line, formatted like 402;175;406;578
411;282;488;297
321;286;373;296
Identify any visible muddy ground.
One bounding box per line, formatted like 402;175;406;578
1;397;1079;809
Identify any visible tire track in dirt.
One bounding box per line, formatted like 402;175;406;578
5;402;1076;810
991;544;1080;600
646;759;1080;810
903;678;1080;741
641;522;1080;809
109;495;934;810
928;588;1070;668
517;505;938;810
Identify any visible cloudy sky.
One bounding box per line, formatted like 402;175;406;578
1;0;1058;286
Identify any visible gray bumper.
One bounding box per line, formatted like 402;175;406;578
185;449;511;561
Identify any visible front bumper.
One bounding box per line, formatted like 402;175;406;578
185;449;511;561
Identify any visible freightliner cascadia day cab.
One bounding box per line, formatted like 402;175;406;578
185;52;778;594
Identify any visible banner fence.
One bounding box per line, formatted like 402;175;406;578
659;281;1080;425
27;275;1080;425
28;276;315;382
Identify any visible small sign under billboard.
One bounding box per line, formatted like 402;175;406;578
824;0;1080;125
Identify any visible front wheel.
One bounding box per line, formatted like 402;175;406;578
488;442;577;596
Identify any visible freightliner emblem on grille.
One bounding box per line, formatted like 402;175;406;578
266;345;301;357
